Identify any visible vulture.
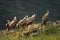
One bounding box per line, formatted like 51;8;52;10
16;15;28;28
6;16;17;30
41;10;49;25
25;14;36;25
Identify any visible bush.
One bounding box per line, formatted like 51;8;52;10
45;23;58;34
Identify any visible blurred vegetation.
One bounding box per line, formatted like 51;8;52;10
0;22;60;40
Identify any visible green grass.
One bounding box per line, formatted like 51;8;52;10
0;23;60;40
0;31;60;40
0;32;60;40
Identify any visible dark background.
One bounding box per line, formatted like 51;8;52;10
0;0;60;29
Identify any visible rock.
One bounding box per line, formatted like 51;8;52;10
21;31;30;37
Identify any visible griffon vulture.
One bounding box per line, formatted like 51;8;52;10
41;10;49;25
25;14;36;25
6;16;17;30
16;15;28;28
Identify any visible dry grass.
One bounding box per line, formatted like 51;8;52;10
0;23;60;40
